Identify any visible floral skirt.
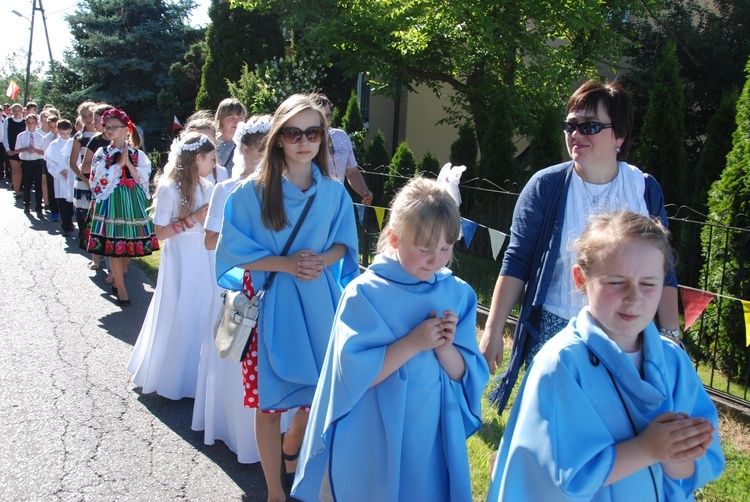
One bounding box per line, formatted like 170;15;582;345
81;185;159;257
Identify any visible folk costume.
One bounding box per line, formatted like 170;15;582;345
82;139;158;257
487;308;724;501
292;254;490;502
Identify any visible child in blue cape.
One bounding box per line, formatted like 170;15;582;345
292;177;490;502
488;210;724;501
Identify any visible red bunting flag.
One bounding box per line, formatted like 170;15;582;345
173;115;182;131
5;80;21;100
680;286;716;331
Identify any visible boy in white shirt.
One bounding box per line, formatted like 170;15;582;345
12;114;47;217
45;119;75;236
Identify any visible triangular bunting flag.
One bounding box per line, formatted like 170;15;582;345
173;115;183;130
680;287;715;330
742;300;750;347
461;218;478;249
356;204;365;225
374;207;386;230
488;228;507;260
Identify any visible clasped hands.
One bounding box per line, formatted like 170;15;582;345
289;249;328;281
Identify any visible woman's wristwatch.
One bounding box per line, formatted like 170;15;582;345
659;327;684;348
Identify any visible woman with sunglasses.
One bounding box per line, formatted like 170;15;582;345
480;80;680;414
216;94;359;502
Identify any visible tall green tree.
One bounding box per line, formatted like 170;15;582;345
449;122;478;177
528;104;563;178
693;89;739;214
363;130;390;169
238;0;656;182
622;0;750;169
635;41;687;208
63;0;200;134
0;50;44;106
698;55;750;381
158;41;208;124
195;0;285;110
341;91;364;135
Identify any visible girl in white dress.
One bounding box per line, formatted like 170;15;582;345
127;133;217;400
192;115;294;463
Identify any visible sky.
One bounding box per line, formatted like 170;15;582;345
1;0;211;73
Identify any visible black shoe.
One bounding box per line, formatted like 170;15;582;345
36;211;44;219
117;298;131;306
281;432;301;490
24;207;30;214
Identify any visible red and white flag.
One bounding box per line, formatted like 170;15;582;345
5;80;21;100
173;115;182;131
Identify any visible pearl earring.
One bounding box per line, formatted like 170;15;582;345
616;146;621;153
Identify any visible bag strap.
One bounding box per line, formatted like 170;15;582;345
260;193;317;292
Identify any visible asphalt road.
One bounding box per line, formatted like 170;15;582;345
0;177;268;501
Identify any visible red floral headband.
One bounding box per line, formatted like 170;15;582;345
102;108;133;133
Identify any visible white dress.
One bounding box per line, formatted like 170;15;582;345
191;176;291;463
128;181;218;400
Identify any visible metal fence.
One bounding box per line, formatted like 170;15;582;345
354;168;750;406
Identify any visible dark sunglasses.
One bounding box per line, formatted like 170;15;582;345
279;126;325;144
563;121;613;135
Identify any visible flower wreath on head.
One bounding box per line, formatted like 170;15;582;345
101;108;134;134
168;134;211;172
232;116;272;146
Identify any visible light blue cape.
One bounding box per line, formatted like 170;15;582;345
215;164;359;410
292;254;489;501
488;309;725;501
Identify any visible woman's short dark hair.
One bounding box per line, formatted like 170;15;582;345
567;80;633;153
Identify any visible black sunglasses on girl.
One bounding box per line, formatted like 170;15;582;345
280;126;325;144
563;121;613;135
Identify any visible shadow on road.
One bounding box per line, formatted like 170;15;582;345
135;391;269;501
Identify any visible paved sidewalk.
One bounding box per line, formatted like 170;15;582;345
0;178;267;501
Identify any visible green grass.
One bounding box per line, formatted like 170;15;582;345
131;247;160;282
696;440;750;501
696;362;750;401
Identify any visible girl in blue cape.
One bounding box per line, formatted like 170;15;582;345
292;178;490;502
215;94;359;502
488;211;724;501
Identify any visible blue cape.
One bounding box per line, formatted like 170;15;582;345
215;164;359;409
292;254;489;501
488;309;725;501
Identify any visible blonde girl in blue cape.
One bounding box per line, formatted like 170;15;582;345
292;177;489;502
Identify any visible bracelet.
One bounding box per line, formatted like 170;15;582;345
187;215;196;226
179;219;186;231
182;217;194;229
171;222;182;234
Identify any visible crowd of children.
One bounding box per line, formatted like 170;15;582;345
1;94;726;501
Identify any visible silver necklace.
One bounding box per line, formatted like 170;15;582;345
582;166;619;204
